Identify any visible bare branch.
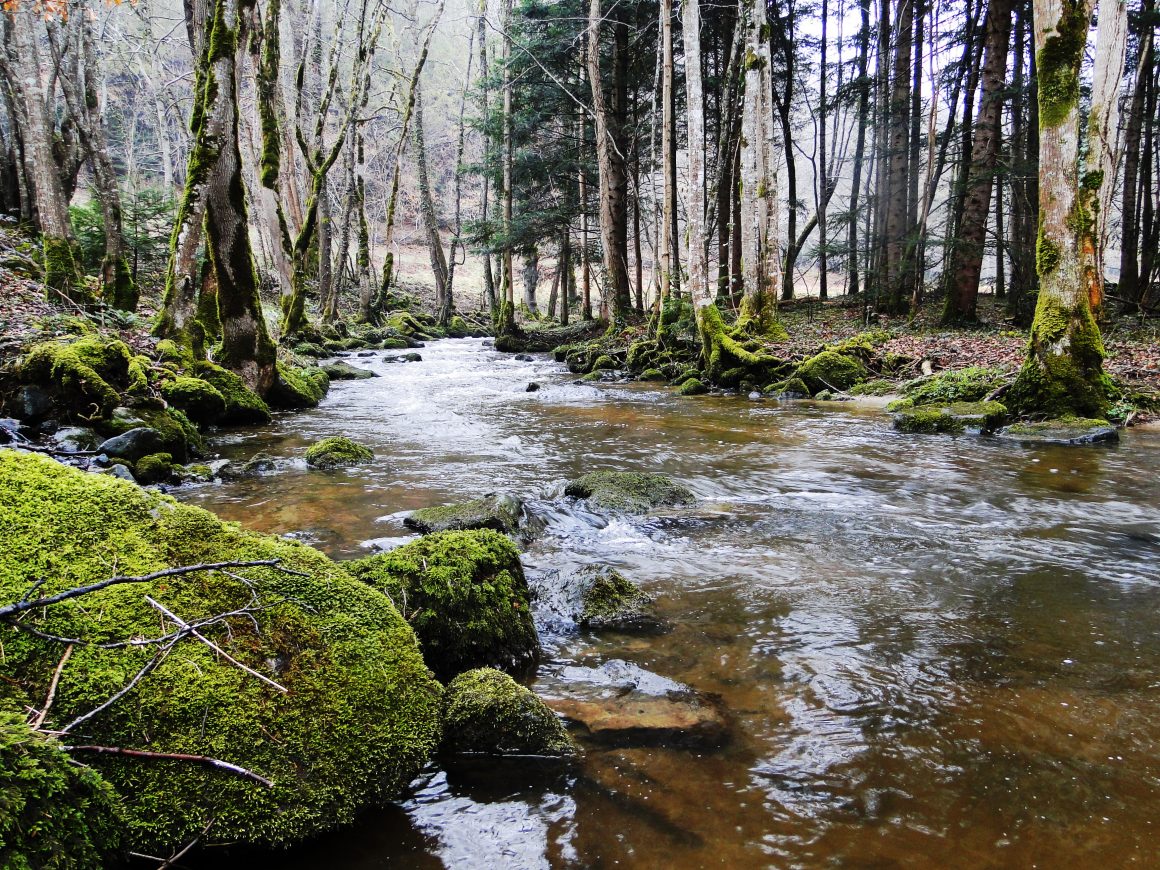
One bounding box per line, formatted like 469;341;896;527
63;746;274;787
28;644;73;729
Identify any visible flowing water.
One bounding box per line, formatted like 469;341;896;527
184;339;1160;869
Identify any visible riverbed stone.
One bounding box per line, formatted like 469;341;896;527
323;360;378;380
51;426;99;453
304;436;374;469
441;668;575;757
404;493;524;535
995;417;1120;446
541;661;729;749
97;426;163;462
570;566;669;634
345;530;539;681
564;471;695;514
892;401;1008;435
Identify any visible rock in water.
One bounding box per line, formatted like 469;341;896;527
569;566;669;634
441;668;575;756
322;361;378;380
564;471;695;514
97;427;163;462
304;436;374;469
404;493;524;535
540;660;729;749
892;401;1008;435
995;418;1120;446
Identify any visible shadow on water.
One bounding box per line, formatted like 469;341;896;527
184;339;1160;868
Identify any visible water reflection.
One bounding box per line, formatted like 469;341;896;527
186;339;1160;868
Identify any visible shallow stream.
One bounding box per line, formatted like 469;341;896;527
185;338;1160;868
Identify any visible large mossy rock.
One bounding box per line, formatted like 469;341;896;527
160;376;227;424
0;712;125;869
564;471;695;514
346;530;539;681
268;363;330;410
794;351;867;394
892;401;1008;435
323;360;377;381
20;337;135;419
888;366;1008;411
441;668;575;757
404;494;523;535
304;436;374;469
192;362;272;425
995;417;1119;445
0;451;442;856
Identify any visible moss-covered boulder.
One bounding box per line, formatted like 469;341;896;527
794;351;867;394
765;376;810;398
404;494;523;535
346;530;539;681
0;451;442;855
134;452;175;484
97;406;203;463
21;337;135;418
160;376;226;424
322;361;377;381
892;401;1008;435
268;363;329;410
192;362;271;425
304;436;374;469
638;368;666;382
574;566;668;634
889;366;1008;411
441;668;575;757
995;417;1119;445
848;379;897;397
0;712;125;870
678;378;709;396
564;471;695;514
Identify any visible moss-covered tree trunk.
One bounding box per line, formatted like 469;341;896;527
1008;0;1109;419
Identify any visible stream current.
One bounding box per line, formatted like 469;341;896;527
184;338;1160;869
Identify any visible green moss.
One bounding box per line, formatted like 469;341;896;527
0;451;441;855
267;363;329;410
765;376;810;397
794;351;868;394
346;530;539;681
848;379;897;396
0;712;125;869
303;436;373;469
892;401;1008;434
404;495;522;535
638;368;666;382
698;304;785;380
626;340;657;370
678;377;709;396
440;668;574;756
898;366;1007;406
22;338;134;418
576;567;663;633
192;362;271;424
160;377;226;424
892;407;966;434
155;339;194;368
591;355;617;371
580;371;604;382
134;452;175;484
42;236;88;305
1036;218;1063;277
564;471;695;514
1036;0;1089;128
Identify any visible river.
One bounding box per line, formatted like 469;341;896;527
183;338;1160;868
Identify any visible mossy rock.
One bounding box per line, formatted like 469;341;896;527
154;339;194;368
345;530;539;681
0;712;125;869
267;363;329;410
638;368;666;382
564;471;695;514
404;494;523;535
192;362;271;425
764;376;810;398
134;452;175;484
579;371;605;382
0;451;442;855
21;337;135;418
304;437;374;469
848;379;897;397
322;361;377;381
898;366;1007;407
440;668;575;757
160;376;226;424
995;417;1119;445
678;378;709;396
575;566;668;634
97;407;203;464
590;355;618;371
794;351;867;394
892;401;1008;435
292;342;328;359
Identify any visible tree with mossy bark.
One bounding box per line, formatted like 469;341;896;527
1008;0;1122;420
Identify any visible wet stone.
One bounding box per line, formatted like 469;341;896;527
996;418;1120;446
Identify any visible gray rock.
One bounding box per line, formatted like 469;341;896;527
107;464;136;482
526;382;541;393
404;493;524;535
19;386;54;422
98;427;163;462
514;353;534;362
748;391;762;401
567;566;669;635
51;427;100;453
323;360;378;380
996;418;1119;446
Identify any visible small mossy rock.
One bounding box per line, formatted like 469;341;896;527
51;426;100;453
292;342;328;359
591;355;617;371
564;471;695;514
304;436;374;469
574;566;668;634
160;377;226;424
99;408;203;463
995;417;1119;445
765;376;810;398
892;401;1008;435
97;427;164;462
638;368;666;382
441;668;575;757
345;530;539;681
794;351;867;394
0;711;125;869
21;338;134;418
192;362;271;425
814;389;835;401
525;382;541;392
220;452;279;479
678;378;709;396
848;379;897;397
268;364;329;410
134;452;175;484
580;371;605;382
154;339;193;368
322;361;377;381
0;451;442;855
404;494;523;535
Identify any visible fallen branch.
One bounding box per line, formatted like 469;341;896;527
63;745;274;787
28;644;73;729
57;638;179;735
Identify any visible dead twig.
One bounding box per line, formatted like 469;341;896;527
64;745;274;787
28;644;73;729
57;638;180;735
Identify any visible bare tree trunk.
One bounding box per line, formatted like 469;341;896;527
1118;18;1153;309
883;0;913;314
414;87;450;316
818;0;829;302
521;247;540;315
477;1;496;316
502;0;515;317
658;0;674;312
846;0;871;297
579;50;592;322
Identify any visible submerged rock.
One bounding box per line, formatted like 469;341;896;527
441;668;575;757
345;530;540;681
892;401;1008;435
541;660;729;749
304;436;374;469
0;451;441;856
564;471;695;514
323;361;378;380
996;418;1119;446
404;493;524;535
570;566;669;634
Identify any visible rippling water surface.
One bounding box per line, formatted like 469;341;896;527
185;339;1160;869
